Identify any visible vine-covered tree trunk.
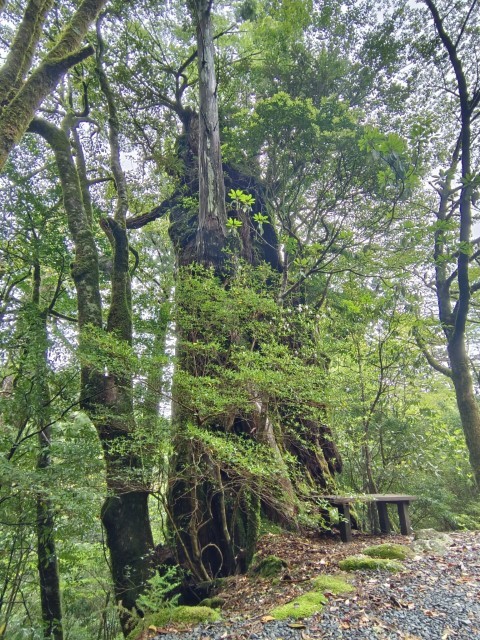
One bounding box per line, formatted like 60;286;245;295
163;0;342;583
166;0;262;581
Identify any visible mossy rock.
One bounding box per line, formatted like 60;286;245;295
198;596;226;609
338;555;404;573
270;590;327;620
363;543;413;560
414;528;453;543
127;606;220;640
311;575;354;595
250;555;288;578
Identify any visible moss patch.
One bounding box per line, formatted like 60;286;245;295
270;574;352;621
312;575;354;595
338;555;404;573
250;555;288;578
198;596;226;609
270;590;327;620
363;543;413;560
127;606;220;640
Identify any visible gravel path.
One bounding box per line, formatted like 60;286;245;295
152;532;480;640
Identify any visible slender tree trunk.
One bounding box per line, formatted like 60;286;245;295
36;436;63;640
96;30;155;631
448;338;480;487
32;263;63;640
423;0;480;489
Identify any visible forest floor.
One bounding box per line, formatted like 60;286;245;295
216;529;480;638
149;529;480;639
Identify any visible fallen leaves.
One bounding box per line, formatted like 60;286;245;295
422;609;447;618
260;615;275;623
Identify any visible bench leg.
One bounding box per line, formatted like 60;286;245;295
397;502;412;535
377;502;390;534
338;504;352;543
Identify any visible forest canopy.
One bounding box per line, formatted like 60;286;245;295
1;0;480;638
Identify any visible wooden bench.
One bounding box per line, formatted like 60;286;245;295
321;494;417;543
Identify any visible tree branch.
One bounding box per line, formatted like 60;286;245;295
413;326;452;378
126;197;175;229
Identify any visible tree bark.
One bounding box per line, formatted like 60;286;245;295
190;0;227;267
0;0;54;106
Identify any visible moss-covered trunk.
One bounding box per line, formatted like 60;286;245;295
0;0;108;172
29;114;153;635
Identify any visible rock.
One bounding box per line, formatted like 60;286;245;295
411;529;453;555
249;555;288;578
413;528;453;543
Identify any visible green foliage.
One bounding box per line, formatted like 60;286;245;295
136;566;182;613
174;264;328;430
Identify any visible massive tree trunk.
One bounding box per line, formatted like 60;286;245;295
166;1;263;581
163;0;342;583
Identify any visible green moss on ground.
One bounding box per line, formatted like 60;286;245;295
338;555;404;572
198;596;226;609
363;543;413;560
249;554;288;578
311;575;354;594
270;590;328;620
127;606;220;640
271;574;353;621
